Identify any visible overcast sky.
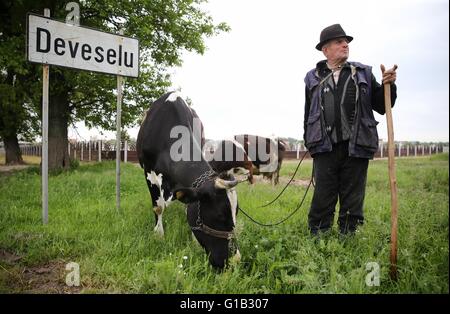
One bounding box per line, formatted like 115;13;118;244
71;0;449;142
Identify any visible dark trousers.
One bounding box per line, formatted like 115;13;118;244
308;141;369;235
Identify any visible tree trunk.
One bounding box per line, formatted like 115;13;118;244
3;133;24;165
1;69;24;165
48;92;70;171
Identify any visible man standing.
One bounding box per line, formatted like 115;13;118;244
303;24;397;235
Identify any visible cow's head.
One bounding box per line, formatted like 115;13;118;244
173;174;242;269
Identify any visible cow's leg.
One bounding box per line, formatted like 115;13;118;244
144;170;166;236
153;205;164;236
263;173;274;185
272;169;280;185
227;189;241;265
271;173;276;185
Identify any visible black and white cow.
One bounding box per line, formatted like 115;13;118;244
136;91;242;269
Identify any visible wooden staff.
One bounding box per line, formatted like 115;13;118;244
381;64;398;280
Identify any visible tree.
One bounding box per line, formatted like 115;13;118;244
0;0;41;165
0;0;229;169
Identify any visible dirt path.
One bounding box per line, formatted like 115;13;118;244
0;248;83;294
250;175;311;187
0;165;33;173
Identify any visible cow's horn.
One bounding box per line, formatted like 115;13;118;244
214;177;243;189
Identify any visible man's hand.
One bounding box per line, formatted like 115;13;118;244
380;64;398;84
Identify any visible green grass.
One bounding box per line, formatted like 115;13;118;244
0;155;448;293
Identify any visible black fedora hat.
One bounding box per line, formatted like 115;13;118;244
316;24;353;50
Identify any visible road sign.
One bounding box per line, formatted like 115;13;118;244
27;13;139;77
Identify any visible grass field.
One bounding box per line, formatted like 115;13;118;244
0;154;448;293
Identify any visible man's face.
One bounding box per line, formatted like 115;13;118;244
322;37;349;63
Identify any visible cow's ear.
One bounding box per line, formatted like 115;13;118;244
173;188;199;204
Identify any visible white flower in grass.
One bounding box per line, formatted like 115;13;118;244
178;264;183;268
183;256;188;260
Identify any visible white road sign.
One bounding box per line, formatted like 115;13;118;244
27;13;139;77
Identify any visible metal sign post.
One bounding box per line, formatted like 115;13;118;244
42;8;50;225
116;30;124;212
116;75;123;212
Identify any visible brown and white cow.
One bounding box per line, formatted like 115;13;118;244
205;139;254;184
206;135;287;185
235;135;287;185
